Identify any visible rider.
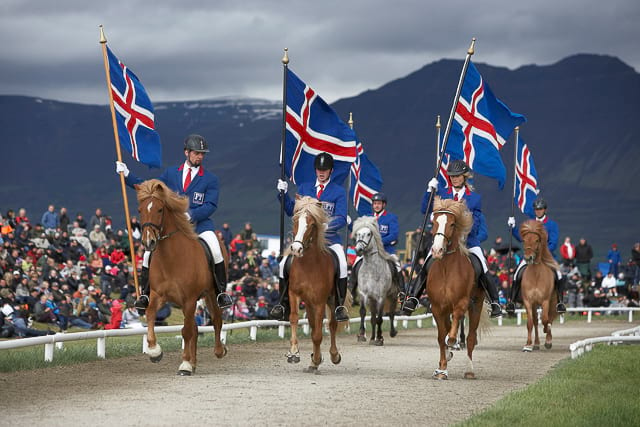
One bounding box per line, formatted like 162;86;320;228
115;134;233;311
507;198;566;314
350;192;404;298
402;159;502;317
271;152;350;322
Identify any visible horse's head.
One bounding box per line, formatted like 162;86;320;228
430;210;456;259
136;191;166;252
520;220;546;264
352;217;378;256
290;196;327;257
429;198;473;259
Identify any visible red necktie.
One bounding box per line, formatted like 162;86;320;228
316;184;324;199
183;168;192;192
454;193;459;201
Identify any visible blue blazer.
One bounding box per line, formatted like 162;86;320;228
125;164;219;234
375;211;399;254
280;181;347;245
511;215;559;256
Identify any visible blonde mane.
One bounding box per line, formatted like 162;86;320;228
432;198;473;256
351;216;395;262
292;196;329;253
520;220;559;270
136;179;198;240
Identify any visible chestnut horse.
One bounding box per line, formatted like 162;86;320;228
135;179;227;375
519;220;558;352
428;198;489;380
285;196;344;372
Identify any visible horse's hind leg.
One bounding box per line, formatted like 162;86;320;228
178;299;198;376
145;294;163;363
369;303;378;344
532;306;541;350
357;303;367;342
463;297;483;379
204;294;227;358
374;303;384;346
388;297;398;338
328;305;341;365
542;303;553;349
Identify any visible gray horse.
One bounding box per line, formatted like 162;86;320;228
351;216;400;345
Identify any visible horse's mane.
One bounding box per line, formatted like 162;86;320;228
351;216;395;262
292;196;329;253
433;198;472;256
136;179;198;240
520;220;559;271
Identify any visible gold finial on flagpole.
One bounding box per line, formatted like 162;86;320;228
515;126;520;131
99;25;107;44
467;38;476;56
348;112;354;129
436;115;441;129
282;48;289;65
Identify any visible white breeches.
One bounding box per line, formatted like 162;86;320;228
279;243;347;279
143;230;223;268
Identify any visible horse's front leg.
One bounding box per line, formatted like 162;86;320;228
446;306;464;350
433;310;449;380
373;302;384;346
523;302;535;352
145;292;163;363
287;295;300;364
204;294;227;358
178;299;198;376
304;304;324;372
357;303;367;342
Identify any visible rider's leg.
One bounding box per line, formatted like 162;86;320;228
331;243;350;322
402;258;429;314
200;231;232;309
134;251;151;312
270;256;290;321
555;270;567;314
468;246;501;318
506;261;525;314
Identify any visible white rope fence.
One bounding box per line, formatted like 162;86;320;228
570;324;640;359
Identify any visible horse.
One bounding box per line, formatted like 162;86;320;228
285;196;344;372
427;198;490;380
351;216;399;345
519;220;559;352
135;179;227;375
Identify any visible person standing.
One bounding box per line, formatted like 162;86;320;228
116;134;232;310
404;160;502;317
631;242;640;286
575;237;594;280
41;205;59;236
607;244;622;278
560;236;576;267
507;198;566;313
271;152;350;321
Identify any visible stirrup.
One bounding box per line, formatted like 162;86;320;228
556;303;567;314
505;302;516;314
216;293;232;309
490;302;502;318
402;297;420;314
134;295;149;310
270;304;285;320
334;306;349;322
397;291;406;302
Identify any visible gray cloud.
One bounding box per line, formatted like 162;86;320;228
1;0;638;104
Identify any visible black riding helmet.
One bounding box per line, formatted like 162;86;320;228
184;134;209;153
447;159;470;176
314;152;334;170
533;198;547;210
371;192;387;203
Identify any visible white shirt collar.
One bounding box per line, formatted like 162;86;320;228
183;162;199;181
315;178;330;189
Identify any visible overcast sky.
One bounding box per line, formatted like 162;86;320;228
1;0;638;105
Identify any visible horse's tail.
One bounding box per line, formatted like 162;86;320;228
471;300;492;339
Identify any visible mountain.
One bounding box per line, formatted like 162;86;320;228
0;54;638;262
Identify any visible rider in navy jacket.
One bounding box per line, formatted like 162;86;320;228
272;152;350;322
507;198;566;314
115;134;232;311
404;160;502;317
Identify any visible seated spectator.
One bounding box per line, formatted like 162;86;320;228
89;224;107;249
254;295;269;320
121;302;143;328
104;299;124;330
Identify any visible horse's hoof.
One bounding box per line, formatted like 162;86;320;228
545;342;552;349
357;335;367;343
304;365;319;374
433;373;448;380
287;354;300;364
523;346;533;352
149;352;163;363
177;370;192;376
446;350;454;361
374;338;384;346
464;372;476;380
533;345;540;351
390;329;398;338
331;353;342;365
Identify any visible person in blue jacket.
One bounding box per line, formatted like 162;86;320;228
507;198;566;314
403;159;502;317
115;134;233;311
271;152;350;322
350;192;403;297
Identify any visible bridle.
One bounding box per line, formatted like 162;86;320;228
432;209;458;254
355;227;376;255
141;197;178;248
292;216;316;251
522;231;542;264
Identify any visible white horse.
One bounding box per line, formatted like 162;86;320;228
351;216;400;345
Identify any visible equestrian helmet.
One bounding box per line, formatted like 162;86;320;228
371;192;387;203
533;198;547;210
314;152;334;171
184;134;209;153
447;159;470;176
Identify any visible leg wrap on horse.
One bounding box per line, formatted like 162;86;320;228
134;266;150;311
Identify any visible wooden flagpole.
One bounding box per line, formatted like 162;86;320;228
99;25;140;298
278;48;289;258
507;126;520;292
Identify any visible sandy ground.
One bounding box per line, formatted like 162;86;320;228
0;319;635;427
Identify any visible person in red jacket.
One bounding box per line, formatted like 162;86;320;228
560;236;576;267
104;299;123;330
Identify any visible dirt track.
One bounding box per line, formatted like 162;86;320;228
1;320;635;426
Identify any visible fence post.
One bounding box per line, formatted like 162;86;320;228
44;343;54;362
221;330;227;344
97;337;106;359
517;311;522;326
588;310;592;323
629;310;633;323
142;334;148;354
250;325;257;341
417;318;423;328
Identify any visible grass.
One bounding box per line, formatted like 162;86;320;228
458;345;640;427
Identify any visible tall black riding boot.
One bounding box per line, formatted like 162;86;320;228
214;262;232;309
134;267;150;312
506;274;522;314
334;277;350;322
402;264;427;315
270;277;290;321
350;259;362;306
555;274;567;314
479;273;502;318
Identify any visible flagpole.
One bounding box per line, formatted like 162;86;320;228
346;112;355;246
278;48;289;258
435;115;441;168
99;25;140;298
507;126;520;292
405;38;476;297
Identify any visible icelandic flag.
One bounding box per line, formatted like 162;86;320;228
437;131;451;189
446;61;526;189
107;47;162;168
514;136;540;217
284;69;357;186
350;140;383;216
